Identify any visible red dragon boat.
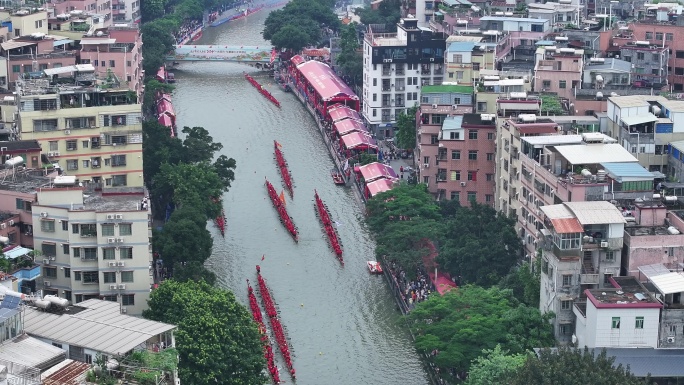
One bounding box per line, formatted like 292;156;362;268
274;141;294;198
256;266;296;380
314;190;343;264
213;208;226;237
265;179;298;242
247;281;281;384
244;73;281;108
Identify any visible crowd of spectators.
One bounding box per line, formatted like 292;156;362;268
387;261;434;310
174;19;202;44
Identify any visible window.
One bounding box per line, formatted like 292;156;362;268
111;155;126;167
603;273;613;284
103;248;115;260
119;223;132;236
119;247;133;259
676;67;684;76
112;175;127;187
64;290;71;302
450;191;459;201
73;248;80;258
451;150;460;160
66;117;95;129
449;132;460;140
604;251;614;261
646;32;653;40
42;243;56;257
670;324;677;335
44;267;57;278
468;130;478;140
122;294;135;306
637;52;645;60
82;160;90;168
101;224;115;237
431;135;439;144
467;192;477;201
477;102;487;112
451;171;461;181
487;132;494;140
102;295;117;302
82;271;99;284
486;173;494;181
66;160;78;170
542;80;551;88
656;32;663;41
561;300;572;310
468;151;477;160
80;224;97;237
83;248;97;260
103;272;116;283
467;171;477;181
66;140;77;151
127;60;132;67
562;274;572;286
486;153;494;161
121;271;134;282
111;115;126;126
49;141;58;151
635;316;644;329
372;94;377;102
40;220;55;232
485;194;493;202
74;271;81;281
559;324;571;335
64;267;70;278
33;119;58;132
473;63;480;71
667;33;674;41
61;220;68;231
653;54;660;62
559;80;567;89
62;243;69;254
109;60;116;67
11;65;19;73
612;317;621;329
453;54;463;63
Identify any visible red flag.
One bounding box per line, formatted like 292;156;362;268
261;255;265;261
270;48;277;64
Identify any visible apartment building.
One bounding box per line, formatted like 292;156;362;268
620;41;669;88
527;2;580;27
79;24;143;95
429;113;497;204
582;58;632;90
606;95;684;173
538;201;627;343
32;181;152;315
445;34;504;80
627;19;684;91
362;18;447;137
476;70;533;115
534;47;584;100
51;0;112;26
17;65;143;188
478;16;551;56
415;84;474;192
0;9;48;38
574;276;662;348
2;34;77;86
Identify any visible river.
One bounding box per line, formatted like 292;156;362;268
170;11;430;385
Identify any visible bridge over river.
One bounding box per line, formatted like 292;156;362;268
167;45;274;63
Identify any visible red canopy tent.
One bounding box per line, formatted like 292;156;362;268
157;113;175;137
358;162;398;183
294;60;359;118
290;55;306;67
156;67;166;82
160;93;173;103
365;178;395;198
340;131;378;151
157;99;175;116
333;119;367;136
328;104;362;123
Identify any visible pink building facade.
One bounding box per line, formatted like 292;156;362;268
534;49;584;100
3;37;77;85
0;189;36;248
51;0;112;26
623;206;684;277
79;26;142;95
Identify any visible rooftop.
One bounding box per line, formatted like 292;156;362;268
584;58;632;73
16;65;134;96
42;360;91;385
421;84;474;94
648;272;684;295
608;95;667;108
0;334;66;371
586;348;684;378
0;140;41;153
552;143;637;165
462;113;496;126
446;42;476;52
23;299;175;356
479;16;549;23
586;276;661;308
82;188;146;211
565;201;628;225
0;170;52;194
600;162;655;182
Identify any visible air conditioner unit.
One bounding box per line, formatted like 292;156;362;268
118;284;126;290
522;220;527;225
423;163;429;168
109;284;117;290
398;86;405;91
108;261;117;267
668;336;675;343
53;152;60;156
49;256;55;261
116;238;124;243
115;214;124;220
0;224;4;230
43;258;50;265
107;238;116;243
431;104;438;109
537;210;542;216
40;212;48;218
117;261;125;267
121;307;127;314
460;64;465;68
550;189;555;194
460;181;467;186
521;199;527;205
64;130;71;135
452;104;458;110
106;214;115;220
600;241;609;248
44;281;51;287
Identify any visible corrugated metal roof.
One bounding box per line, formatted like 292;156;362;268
591;348;684;378
621;113;658;126
670;140;684;153
23;299;175;356
554;143;636;165
0;40;36;50
446;42;475;52
564;201;627;225
550;218;584;233
638;263;672;279
442;115;463;131
43;64;95;76
608;95;664;108
540;204;575;220
649;272;684;295
0;335;66;370
601;162;654;182
523;135;584;146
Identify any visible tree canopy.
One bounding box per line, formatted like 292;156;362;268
395;107;418;150
263;0;340;51
407;286;554;374
465;345;526;385
511;347;651;385
153;206;213;270
437;202;520;286
335;23;363;86
355;0;402;30
143;280;266;385
499;259;541;308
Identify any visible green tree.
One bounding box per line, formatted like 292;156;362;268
152;162;225;219
153;208;213;268
512;347;650;385
180;126;224;164
140;18;178;75
437;202;519;286
142;80;175;116
499;259;541;308
465;345;526;385
263;0;340;48
213;155;237;191
270;24;313;52
336;23;363;85
172;261;217;285
142;121;183;189
395;107;418;150
358;153;377;166
143;280;266;385
366;184;442;275
407;286;554;373
355;0;402;30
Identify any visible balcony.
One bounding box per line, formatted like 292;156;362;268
582;236;622;250
580;261;600;285
382;69;392;76
396;68;405;76
11;264;41;282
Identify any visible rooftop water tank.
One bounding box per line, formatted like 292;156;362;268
519;114;537;123
581;169;592;177
44;295;69;307
668;226;681;235
4;156;23;168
